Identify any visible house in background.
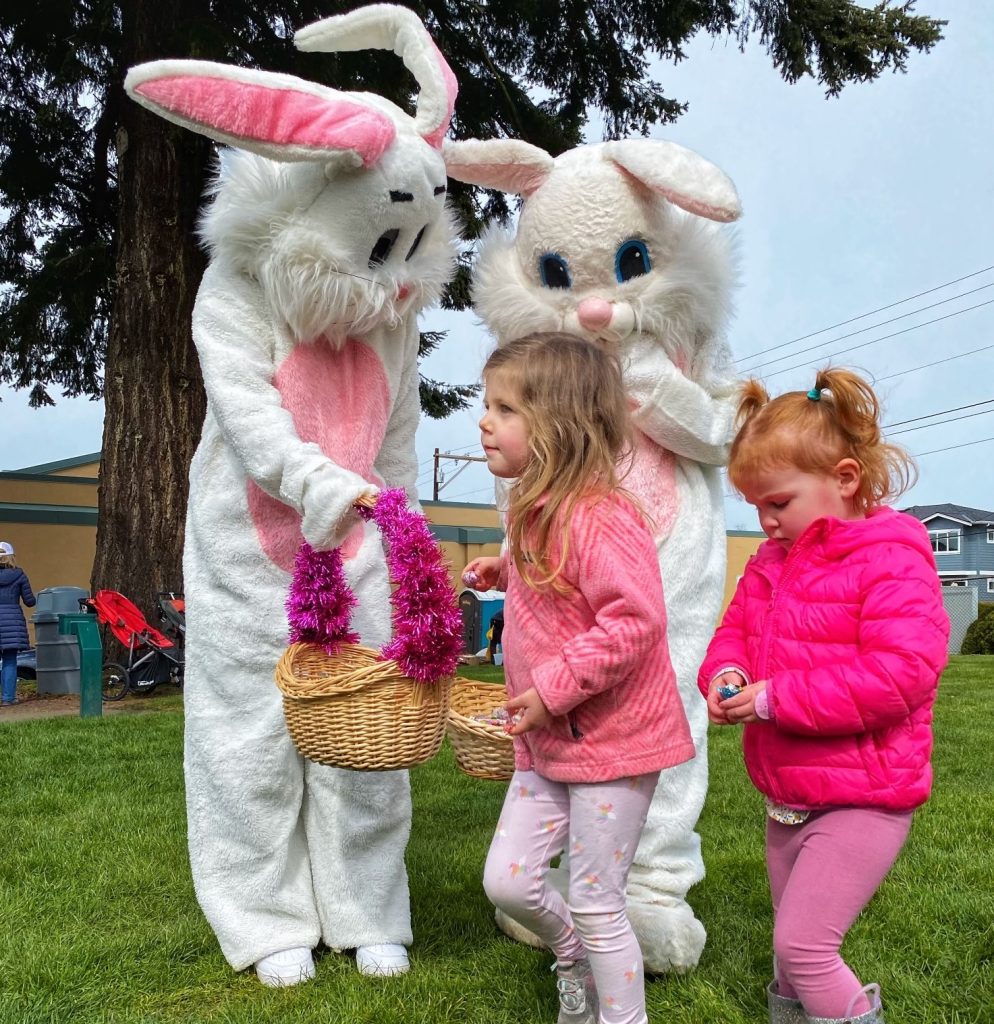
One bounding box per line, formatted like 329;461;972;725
902;503;994;603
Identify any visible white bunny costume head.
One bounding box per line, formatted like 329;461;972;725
445;138;740;388
126;3;458;345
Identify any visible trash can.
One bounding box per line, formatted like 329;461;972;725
458;590;505;655
32;586;90;695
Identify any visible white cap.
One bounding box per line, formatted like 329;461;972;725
0;542;14;556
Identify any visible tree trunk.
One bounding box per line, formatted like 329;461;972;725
92;0;209;621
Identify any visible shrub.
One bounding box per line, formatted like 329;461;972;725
977;602;994;622
961;611;994;655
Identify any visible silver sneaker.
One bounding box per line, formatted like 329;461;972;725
766;981;806;1024
554;958;598;1024
804;982;884;1023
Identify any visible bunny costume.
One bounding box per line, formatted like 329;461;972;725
125;5;458;973
447;139;741;972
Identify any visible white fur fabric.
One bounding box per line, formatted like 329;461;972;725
182;146;455;971
183;263;419;970
126;4;461;974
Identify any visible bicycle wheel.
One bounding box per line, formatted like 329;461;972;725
101;660;130;702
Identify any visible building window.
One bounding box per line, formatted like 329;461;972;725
942;579;966;588
988;578;994;594
988;528;994;543
929;529;961;554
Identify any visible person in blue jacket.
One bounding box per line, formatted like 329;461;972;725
0;542;36;707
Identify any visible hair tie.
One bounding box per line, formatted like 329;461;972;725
807;387;821;401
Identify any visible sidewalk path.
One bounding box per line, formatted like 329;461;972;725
0;689;182;722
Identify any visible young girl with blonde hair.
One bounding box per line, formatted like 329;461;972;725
464;333;694;1024
698;368;949;1024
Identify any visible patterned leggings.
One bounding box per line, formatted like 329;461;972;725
768;806;913;1017
483;769;659;1024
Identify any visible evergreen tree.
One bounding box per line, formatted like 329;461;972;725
0;1;943;611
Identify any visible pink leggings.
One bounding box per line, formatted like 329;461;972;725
483;769;659;1024
767;806;913;1018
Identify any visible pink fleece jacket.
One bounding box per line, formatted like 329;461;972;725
500;492;695;784
698;506;949;812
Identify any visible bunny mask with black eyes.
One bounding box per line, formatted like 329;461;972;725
446;136;743;974
127;4;458;348
125;4;458;979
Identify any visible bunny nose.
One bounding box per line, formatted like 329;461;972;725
577;298;613;331
396;284;411;301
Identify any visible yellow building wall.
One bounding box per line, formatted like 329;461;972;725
0;456;100;642
722;532;765;612
424;500;504;587
0;456;760;640
0;523;96;603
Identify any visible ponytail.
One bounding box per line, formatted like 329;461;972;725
728;366;917;511
735;378;770;428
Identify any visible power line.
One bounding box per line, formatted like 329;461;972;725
735;264;994;365
441;483;496;503
884;397;994;429
764;298;994;380
889;406;994;437
741;282;994;374
913;435;994;458
417;439;479;472
873;342;994;383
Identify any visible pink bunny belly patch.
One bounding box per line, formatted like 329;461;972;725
248;337;390;570
626;433;679;541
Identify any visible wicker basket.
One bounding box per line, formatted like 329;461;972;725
447;678;514;781
275;489;461;772
276;642;453;771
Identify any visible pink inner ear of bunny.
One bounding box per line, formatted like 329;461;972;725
420;41;458;150
447;161;550;197
134;76;396;166
654;185;739;223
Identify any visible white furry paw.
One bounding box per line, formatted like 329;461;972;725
356;943;410;977
494;907;549;950
628;899;707;975
255;946;315;987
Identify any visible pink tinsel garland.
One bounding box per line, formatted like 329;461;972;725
286;488;463;684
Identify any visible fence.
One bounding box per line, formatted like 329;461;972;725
942;586;978;655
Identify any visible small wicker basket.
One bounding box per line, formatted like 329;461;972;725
275;490;461;772
276;643;453;771
447;678;515;781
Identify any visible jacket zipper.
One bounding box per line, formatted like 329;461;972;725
568;712;583;740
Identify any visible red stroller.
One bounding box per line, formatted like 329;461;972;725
82;589;185;701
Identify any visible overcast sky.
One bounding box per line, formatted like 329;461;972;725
3;1;991;529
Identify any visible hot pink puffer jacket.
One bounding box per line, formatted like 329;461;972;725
698;507;949;812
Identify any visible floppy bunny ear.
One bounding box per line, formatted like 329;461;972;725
295;4;457;150
602;140;741;223
124;60;396;167
443;138;554;197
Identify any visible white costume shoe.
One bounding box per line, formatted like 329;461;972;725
356;943;410;977
255;946;315;987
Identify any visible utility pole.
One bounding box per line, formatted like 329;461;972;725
433;449;487;500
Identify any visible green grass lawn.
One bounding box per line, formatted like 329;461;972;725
1;658;992;1023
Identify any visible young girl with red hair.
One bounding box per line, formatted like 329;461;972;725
699;368;949;1024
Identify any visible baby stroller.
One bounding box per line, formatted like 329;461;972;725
82;589;185;701
157;591;186;644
